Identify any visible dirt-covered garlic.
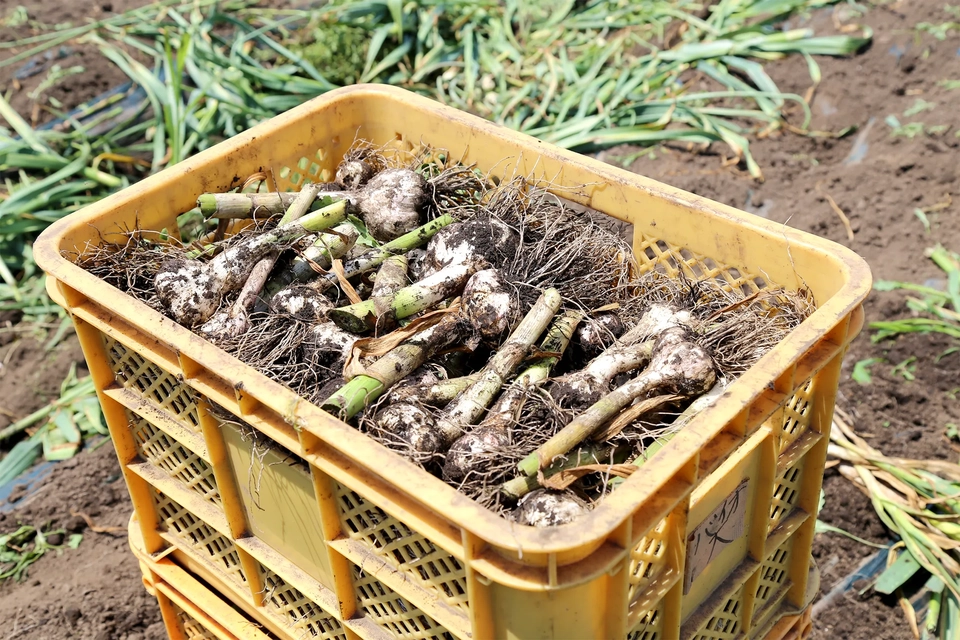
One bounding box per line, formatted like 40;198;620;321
154;259;219;327
461;269;515;341
327;222;521;334
375;403;435;435
395;288;560;464
336;159;375;190
550;304;692;409
155;197;347;326
443;426;510;481
270;285;333;322
406;248;429;281
305;322;358;363
424;218;518;275
574;312;625;359
512;489;588;527
354;169;428;242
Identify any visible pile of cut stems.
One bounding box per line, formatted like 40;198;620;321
830;410;960;639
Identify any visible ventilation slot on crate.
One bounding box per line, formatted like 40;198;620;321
177;603;280;640
278;148;332;189
690;588;743;640
633;234;767;296
103;335;201;429
627;517;671;603
626;605;662;640
769;457;805;533
779;379;814;454
258;566;346;640
753;541;792;618
176;607;218;640
132;413;220;505
153;491;247;587
336;483;469;615
352;564;457;640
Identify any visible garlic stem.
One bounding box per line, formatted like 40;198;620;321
197;184;323;338
518;328;716;475
320;314;467;420
262;222;359;300
438;289;562;437
310;215;453;293
480;310;583;432
328;262;476;334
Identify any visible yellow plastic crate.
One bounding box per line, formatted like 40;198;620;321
36;85;870;639
130;516;275;640
758;607;812;640
129;477;816;640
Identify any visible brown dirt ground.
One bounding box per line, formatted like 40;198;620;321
1;0;958;639
607;2;960;638
0;443;165;640
0;0;157;128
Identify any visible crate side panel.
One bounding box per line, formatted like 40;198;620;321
131;411;221;505
352;563;458;640
689;585;746;640
176;607;219;640
768;456;807;534
627;516;672;604
626;603;665;640
152;491;248;588
684;437;764;617
335;482;469;616
778;379;815;455
632;234;769;294
222;419;334;589
257;565;347;640
103;334;201;430
752;540;793;621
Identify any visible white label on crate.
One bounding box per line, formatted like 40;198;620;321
683;478;750;594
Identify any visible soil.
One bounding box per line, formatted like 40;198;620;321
0;443;164;640
1;1;958;639
0;335;86;430
0;0;157;128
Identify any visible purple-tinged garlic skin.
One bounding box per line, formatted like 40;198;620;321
443;426;510;481
357;169;428;242
462;269;515;341
513;489;589;527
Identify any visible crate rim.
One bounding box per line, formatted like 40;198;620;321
36;84;871;556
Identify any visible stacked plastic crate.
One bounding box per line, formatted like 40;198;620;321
37;86;870;640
